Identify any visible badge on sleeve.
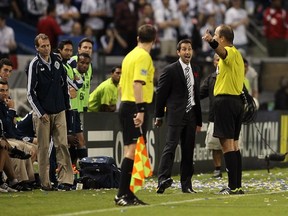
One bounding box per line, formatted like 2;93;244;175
141;69;147;76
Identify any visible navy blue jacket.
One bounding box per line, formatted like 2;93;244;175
27;53;70;117
15;111;35;142
0;101;34;142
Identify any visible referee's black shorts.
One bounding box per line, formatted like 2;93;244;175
213;95;243;140
119;101;148;145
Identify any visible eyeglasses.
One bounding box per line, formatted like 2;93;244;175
0;89;9;92
115;72;121;75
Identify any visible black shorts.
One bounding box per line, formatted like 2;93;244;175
213;95;243;140
119;102;148;145
66;110;83;134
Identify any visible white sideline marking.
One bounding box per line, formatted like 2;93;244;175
49;190;288;216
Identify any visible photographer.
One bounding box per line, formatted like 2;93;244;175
99;23;128;56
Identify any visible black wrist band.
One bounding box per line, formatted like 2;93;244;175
136;103;146;113
208;39;219;49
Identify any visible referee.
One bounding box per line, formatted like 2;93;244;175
114;24;157;206
202;25;245;195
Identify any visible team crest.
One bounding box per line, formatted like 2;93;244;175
54;61;60;69
141;69;147;76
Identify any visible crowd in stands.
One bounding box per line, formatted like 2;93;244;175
1;0;287;59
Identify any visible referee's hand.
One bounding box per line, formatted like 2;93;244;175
202;29;213;42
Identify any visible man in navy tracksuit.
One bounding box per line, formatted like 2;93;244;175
27;33;74;191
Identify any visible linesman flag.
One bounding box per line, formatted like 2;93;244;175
130;135;153;193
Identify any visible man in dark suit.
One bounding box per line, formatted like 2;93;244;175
154;39;202;194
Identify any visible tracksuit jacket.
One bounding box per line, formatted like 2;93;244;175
27;52;70;117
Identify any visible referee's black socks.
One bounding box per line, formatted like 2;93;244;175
224;151;238;190
235;150;242;189
117;157;134;197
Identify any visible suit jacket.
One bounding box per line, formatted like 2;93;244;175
155;61;202;126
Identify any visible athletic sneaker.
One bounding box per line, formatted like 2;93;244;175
212;170;222;178
10;182;33;191
132;195;148;205
57;183;72;191
114;194;148;206
114;195;134;206
0;187;8;193
218;188;238;195
40;186;57;191
0;183;18;192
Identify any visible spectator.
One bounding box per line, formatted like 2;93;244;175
243;58;259;99
83;25;98;51
80;0;107;40
0;0;22;19
154;0;180;59
0;14;17;60
200;15;217;59
263;0;288;57
198;0;226;27
225;0;249;54
88;66;121;112
99;23;128;56
178;0;194;41
70;21;83;37
27;33;74;191
56;0;80;35
37;4;63;50
22;0;49;26
114;0;139;54
137;3;160;59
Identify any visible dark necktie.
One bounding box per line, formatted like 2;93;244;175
185;66;193;112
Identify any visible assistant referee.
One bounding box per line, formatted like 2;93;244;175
114;24;157;206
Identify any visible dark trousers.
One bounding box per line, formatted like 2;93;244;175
157;108;197;190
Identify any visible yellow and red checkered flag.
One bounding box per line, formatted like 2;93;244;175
130;135;153;193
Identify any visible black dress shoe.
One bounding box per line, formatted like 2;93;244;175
182;188;197;193
156;178;173;194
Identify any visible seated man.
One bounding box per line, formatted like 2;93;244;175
0;138;32;192
0;80;37;189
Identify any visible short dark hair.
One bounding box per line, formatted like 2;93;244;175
219;25;234;44
138;24;157;43
58;39;73;50
0;58;13;69
77;52;91;60
78;37;94;48
0;78;8;85
111;66;121;73
0;13;6;20
177;39;192;51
